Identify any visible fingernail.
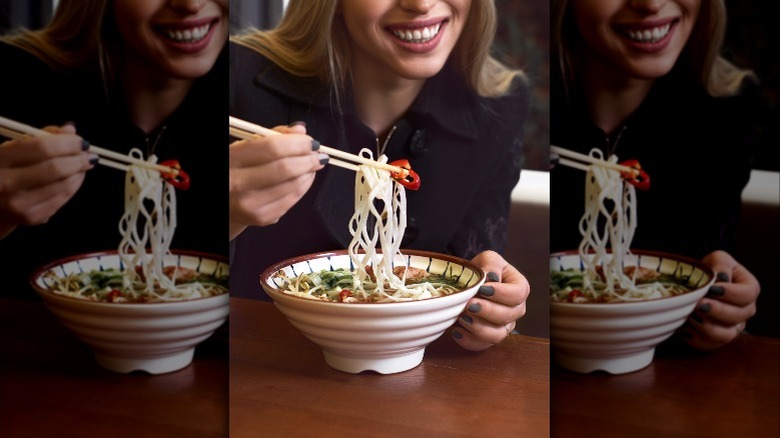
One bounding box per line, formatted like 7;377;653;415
478;285;494;297
467;303;481;313
451;331;463;340
698;302;711;313
679;330;692;340
289;121;307;128
707;285;725;297
716;272;730;282
487;272;499;282
81;139;90;151
318;154;329;165
89;156;99;165
311;139;320;151
460;315;473;325
690;313;704;324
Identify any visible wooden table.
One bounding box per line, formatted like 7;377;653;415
0;297;229;437
229;298;550;437
551;334;780;438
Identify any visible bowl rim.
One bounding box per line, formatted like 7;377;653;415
29;249;229;307
550;248;715;307
260;248;486;306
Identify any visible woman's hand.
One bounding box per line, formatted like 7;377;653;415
679;250;760;351
229;123;327;240
0;124;95;239
451;250;530;351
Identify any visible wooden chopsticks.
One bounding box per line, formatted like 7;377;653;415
229;116;404;174
0;115;178;176
551;145;639;175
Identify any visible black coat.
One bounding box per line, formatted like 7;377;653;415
229;42;530;299
549;62;760;259
0;42;229;298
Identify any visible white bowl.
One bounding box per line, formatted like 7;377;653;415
550;250;714;374
261;250;486;374
30;250;229;374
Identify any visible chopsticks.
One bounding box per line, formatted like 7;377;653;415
229;116;404;175
0;115;178;176
551;145;639;175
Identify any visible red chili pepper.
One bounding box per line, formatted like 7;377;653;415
160;159;191;190
339;290;353;302
619;159;650;191
106;289;122;303
389;159;421;190
566;289;583;302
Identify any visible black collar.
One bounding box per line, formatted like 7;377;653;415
251;56;481;140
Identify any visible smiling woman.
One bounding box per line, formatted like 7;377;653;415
0;0;229;298
229;0;531;352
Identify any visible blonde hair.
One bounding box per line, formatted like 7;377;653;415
553;0;753;98
231;0;523;99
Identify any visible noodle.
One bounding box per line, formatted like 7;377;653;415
551;149;690;303
281;149;462;303
46;148;227;303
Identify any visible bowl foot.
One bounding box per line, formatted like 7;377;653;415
322;349;425;374
554;348;655;375
93;349;195;375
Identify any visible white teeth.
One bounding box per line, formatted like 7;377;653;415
165;24;210;43
392;24;441;43
626;23;670;43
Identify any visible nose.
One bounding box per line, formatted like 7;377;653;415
168;0;206;13
628;0;667;14
399;0;438;14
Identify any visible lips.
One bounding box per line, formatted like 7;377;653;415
163;23;211;44
617;18;677;45
155;18;218;47
391;23;442;44
386;18;448;45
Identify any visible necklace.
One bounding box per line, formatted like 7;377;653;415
145;125;167;158
376;125;398;157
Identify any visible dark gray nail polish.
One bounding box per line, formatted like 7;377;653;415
452;331;463;340
81;139;90;151
487;272;499;282
716;272;730;282
690;313;704;324
319;155;329;165
478;285;495;297
698;302;711;313
89;156;99;165
467;303;481;313
289;121;307;128
311;139;320;151
461;315;473;324
707;285;725;297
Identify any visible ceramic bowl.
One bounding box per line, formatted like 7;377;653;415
260;249;486;374
30;250;229;374
550;250;714;374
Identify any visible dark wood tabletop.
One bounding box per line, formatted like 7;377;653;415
551;334;780;438
229;297;550;438
0;297;229;437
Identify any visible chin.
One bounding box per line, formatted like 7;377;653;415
165;59;218;80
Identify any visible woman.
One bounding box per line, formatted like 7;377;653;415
0;0;229;296
550;0;761;351
230;0;531;351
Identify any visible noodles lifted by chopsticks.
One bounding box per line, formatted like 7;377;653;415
281;149;461;303
46;148;227;302
578;149;638;296
555;149;689;303
347;149;410;300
